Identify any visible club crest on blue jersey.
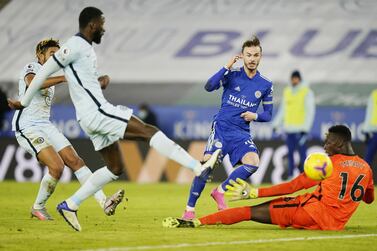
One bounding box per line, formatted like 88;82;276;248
255;91;262;98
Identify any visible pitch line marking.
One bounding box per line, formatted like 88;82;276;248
84;233;377;251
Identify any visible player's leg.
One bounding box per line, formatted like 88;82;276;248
212;150;259;211
182;154;211;220
297;133;308;173
16;130;64;221
163;201;271;228
286;133;296;179
32;146;65;220
183;123;224;219
124;115;221;176
163;197;316;229
365;132;377;166
58;146;108;209
57;142;123;231
63;142;123;210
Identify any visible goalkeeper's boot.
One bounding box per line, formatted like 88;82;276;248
162;217;201;228
57;201;81;231
181;210;195;220
31;207;53;221
211;188;228;211
104;189;125;216
197;149;222;180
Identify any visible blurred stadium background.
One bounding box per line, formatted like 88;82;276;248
0;0;376;185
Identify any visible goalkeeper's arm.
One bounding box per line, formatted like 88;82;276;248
225;173;318;200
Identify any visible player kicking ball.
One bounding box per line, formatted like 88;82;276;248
165;125;374;230
182;36;273;220
9;39;123;220
8;7;221;231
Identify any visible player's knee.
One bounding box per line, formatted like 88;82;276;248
144;124;159;140
241;152;259;166
107;164;123;176
48;159;65;179
64;155;85;171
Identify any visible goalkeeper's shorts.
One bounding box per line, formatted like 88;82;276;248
268;195;321;230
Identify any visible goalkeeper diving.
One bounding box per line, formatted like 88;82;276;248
163;125;374;230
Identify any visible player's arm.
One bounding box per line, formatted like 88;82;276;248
98;75;110;89
204;68;228;92
255;84;273;122
8;58;61;109
9;42;79;110
363;168;374;204
225;173;319;200
24;73;66;89
205;55;240;92
258;173;318;197
240;84;273;122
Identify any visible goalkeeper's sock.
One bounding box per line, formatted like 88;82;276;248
33;172;58;209
149;131;201;173
199;206;252;225
220;164;258;191
74;166;107;208
67;167;118;210
186;173;209;208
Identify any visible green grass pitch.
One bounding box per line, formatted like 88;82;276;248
0;181;377;251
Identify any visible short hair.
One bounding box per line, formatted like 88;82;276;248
291;70;301;80
79;7;103;29
36;38;60;55
328;125;352;142
242;36;262;53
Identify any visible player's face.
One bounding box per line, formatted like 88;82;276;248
242;46;262;72
291;76;300;86
92;16;106;44
38;46;59;65
324;133;341;156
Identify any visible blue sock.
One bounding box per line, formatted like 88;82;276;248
221;164;258;191
187;173;210;208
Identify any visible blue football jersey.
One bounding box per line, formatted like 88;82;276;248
206;67;273;132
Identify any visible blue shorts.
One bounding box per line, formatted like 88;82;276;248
204;121;258;166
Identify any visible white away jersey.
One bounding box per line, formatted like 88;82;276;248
52;34;110;120
12;62;54;131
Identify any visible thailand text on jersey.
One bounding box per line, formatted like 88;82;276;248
206;67;273;132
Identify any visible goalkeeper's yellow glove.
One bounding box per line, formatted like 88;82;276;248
224;178;258;201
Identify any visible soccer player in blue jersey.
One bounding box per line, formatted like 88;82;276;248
182;36;273;220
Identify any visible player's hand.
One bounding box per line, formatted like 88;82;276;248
240;111;257;121
225;178;258;201
225;54;243;69
98;75;110;89
7;99;24;110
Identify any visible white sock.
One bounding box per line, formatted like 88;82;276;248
74;166;107;208
33;172;58;209
217;185;225;194
150;131;201;172
67;167;118;210
186;206;195;212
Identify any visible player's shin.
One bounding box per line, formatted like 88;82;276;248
220;164;258;192
149;131;201;172
186;176;208;210
74;166;107;208
199;206;252;225
33;172;58;209
66;167;118;210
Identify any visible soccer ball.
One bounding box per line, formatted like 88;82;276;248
304;152;333;181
